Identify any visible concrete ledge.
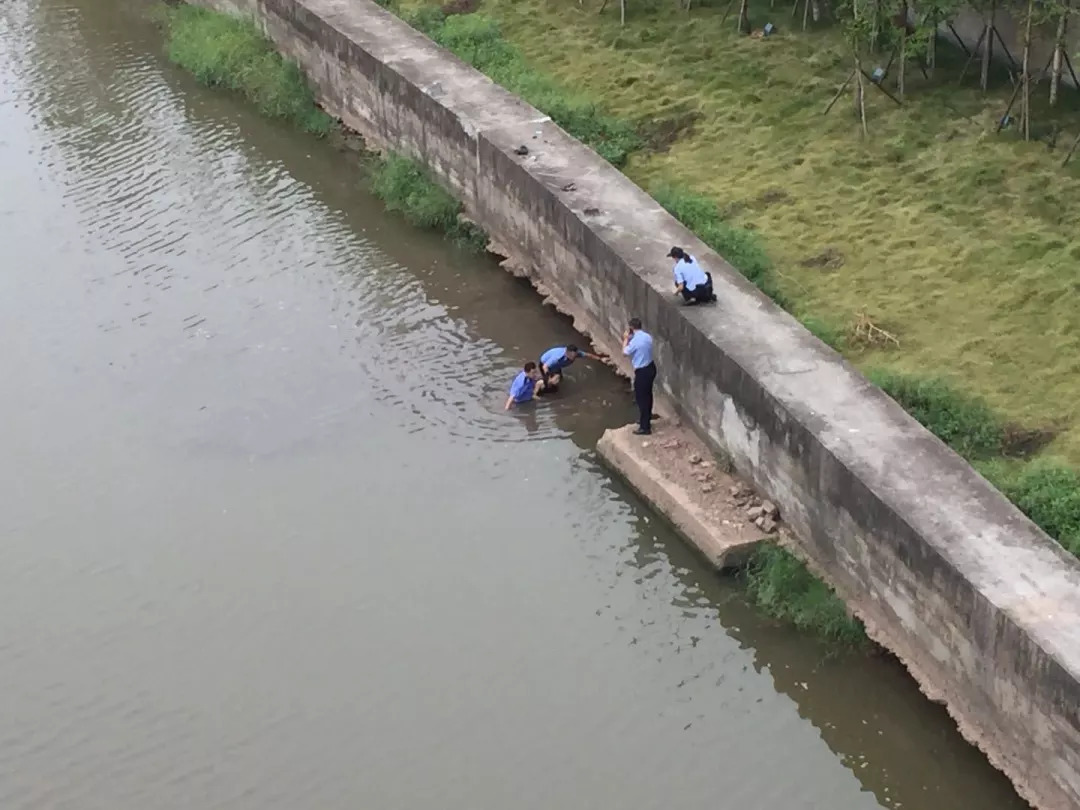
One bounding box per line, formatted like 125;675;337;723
188;1;1080;805
597;424;764;570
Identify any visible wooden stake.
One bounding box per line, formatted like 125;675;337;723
1063;130;1080;165
803;0;811;30
958;26;988;85
824;69;856;113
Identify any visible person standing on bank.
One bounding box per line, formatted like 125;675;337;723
668;246;717;305
538;344;607;393
622;317;656;435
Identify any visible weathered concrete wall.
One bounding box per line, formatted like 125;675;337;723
188;0;1080;806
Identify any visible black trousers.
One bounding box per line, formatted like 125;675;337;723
633;363;657;433
679;272;715;303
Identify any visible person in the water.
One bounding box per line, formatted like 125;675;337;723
505;362;543;410
537;344;607;393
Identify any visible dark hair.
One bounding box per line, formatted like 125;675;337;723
524;361;537;372
567;344;579;354
628;317;643;330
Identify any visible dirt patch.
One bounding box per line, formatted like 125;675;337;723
441;0;478;15
1003;424;1061;457
800;246;845;270
637;110;701;152
756;187;791;206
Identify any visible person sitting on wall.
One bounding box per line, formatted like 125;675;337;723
505;362;544;410
538;344;607;394
668;246;717;305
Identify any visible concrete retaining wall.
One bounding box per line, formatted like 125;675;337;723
188;0;1080;805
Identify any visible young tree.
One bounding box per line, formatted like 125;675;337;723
1049;0;1075;106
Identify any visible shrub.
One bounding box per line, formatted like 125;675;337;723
164;6;332;135
370;154;488;249
999;462;1080;556
867;370;1004;460
744;543;866;645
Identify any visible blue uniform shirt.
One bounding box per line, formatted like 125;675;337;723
509;370;536;403
673;256;709;290
540;346;578;374
623;330;654;369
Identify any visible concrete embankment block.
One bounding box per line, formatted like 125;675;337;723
597;424;763;570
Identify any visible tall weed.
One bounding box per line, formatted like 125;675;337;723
164;6;332;135
370;154;488;249
745;543;866;645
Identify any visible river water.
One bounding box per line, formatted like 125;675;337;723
0;2;1029;808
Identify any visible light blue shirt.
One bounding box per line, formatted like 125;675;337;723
623;330;654;369
509;370;536;402
673;256;709;290
540;346;577;374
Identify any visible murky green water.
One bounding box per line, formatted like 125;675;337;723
0;1;1027;808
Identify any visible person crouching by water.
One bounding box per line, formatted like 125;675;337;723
538;343;607;393
505;362;543;410
622;317;656;435
668;246;717;305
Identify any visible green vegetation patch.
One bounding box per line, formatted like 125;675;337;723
868;370;1006;460
370;153;488;249
997;463;1080;557
164;5;332;135
403;9;641;166
745;543;866;646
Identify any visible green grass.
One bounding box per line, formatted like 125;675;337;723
868;370;1006;460
401;9;641;166
991;462;1080;557
370;153;489;249
163;5;332;135
745;543;867;645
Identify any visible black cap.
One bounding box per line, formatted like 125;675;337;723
667;246;684;259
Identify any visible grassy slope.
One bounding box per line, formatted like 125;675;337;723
465;0;1080;461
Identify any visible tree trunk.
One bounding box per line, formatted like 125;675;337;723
928;13;937;78
811;0;822;21
980;0;996;92
899;24;907;102
871;0;880;51
1021;0;1033;139
855;53;869;136
803;0;811;30
1051;0;1069;106
737;0;750;32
